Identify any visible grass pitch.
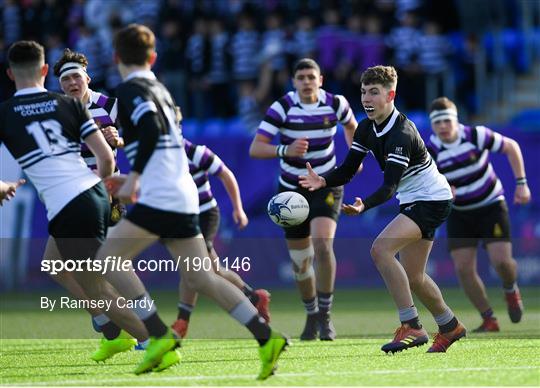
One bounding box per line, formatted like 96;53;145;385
1;288;539;386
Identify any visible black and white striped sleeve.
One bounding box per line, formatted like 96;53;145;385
76;100;99;140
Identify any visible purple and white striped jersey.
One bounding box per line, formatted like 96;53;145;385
427;124;505;210
81;89;118;170
257;89;353;189
184;139;224;212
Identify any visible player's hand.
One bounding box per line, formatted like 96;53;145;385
514;184;531;205
299;162;326;191
0;179;26;206
286;138;309;157
233;208;249;230
114;173;139;204
342;197;364;215
102;126;123;148
104;175;127;196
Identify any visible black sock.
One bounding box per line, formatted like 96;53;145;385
402;317;422;330
101;321;121;340
177;302;193;321
142;312;168;338
317;291;333;316
243;284;259;305
439;317;458;333
481;308;494;320
246;316;271;346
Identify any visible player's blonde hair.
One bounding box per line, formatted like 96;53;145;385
360;65;398;90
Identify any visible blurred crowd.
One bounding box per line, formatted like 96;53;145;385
1;0;538;131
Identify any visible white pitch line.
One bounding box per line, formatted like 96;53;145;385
8;365;539;386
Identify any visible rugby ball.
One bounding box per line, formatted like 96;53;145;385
267;191;310;227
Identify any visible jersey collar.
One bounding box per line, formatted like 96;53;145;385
125;70;157;82
14;86;47;96
372;108;399;137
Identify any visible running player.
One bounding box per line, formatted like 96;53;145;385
172;135;271;338
42;49;130;342
250;58;358;341
0;40;147;351
427;97;530;332
300;65;466;353
97;24;287;378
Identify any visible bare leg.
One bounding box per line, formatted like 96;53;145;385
451;247;492;313
486;242;517;287
370;214;420;309
400;239;449;316
311;217;337;293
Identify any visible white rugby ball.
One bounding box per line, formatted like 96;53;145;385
267;191;310;227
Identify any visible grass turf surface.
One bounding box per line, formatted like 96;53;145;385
1;288;539;386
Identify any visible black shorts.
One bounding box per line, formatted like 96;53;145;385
126;203;200;239
278;184;343;239
399;199;452;241
48;183;110;261
447;200;511;251
199;206;220;252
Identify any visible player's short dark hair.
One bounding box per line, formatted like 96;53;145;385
293;58;320;76
430;97;457;112
114;24;155;66
53;49;88;77
7;40;44;69
361;65;398;90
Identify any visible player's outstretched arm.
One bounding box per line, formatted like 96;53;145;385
0;179;26;206
501;137;531;204
218;165;248;229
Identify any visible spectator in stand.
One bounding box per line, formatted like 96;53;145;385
75;23;106;91
336;13;364;107
289;13;316;61
158;18;187;112
3;0;22;46
207;16;233;118
260;10;289;103
316;7;345;92
185;15;210;120
386;11;423;109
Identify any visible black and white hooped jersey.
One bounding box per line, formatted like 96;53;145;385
352;109;452;204
0;87;100;220
116;70;198;214
81;89;119;170
257;89;353;189
184;139;224;213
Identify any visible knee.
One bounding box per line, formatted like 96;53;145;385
183;272;210;291
452;259;474;278
407;273;425;290
491;256;515;272
370;240;390;267
312;239;333;262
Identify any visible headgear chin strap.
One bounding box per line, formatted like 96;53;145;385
58;62;87;79
429;108;458;123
